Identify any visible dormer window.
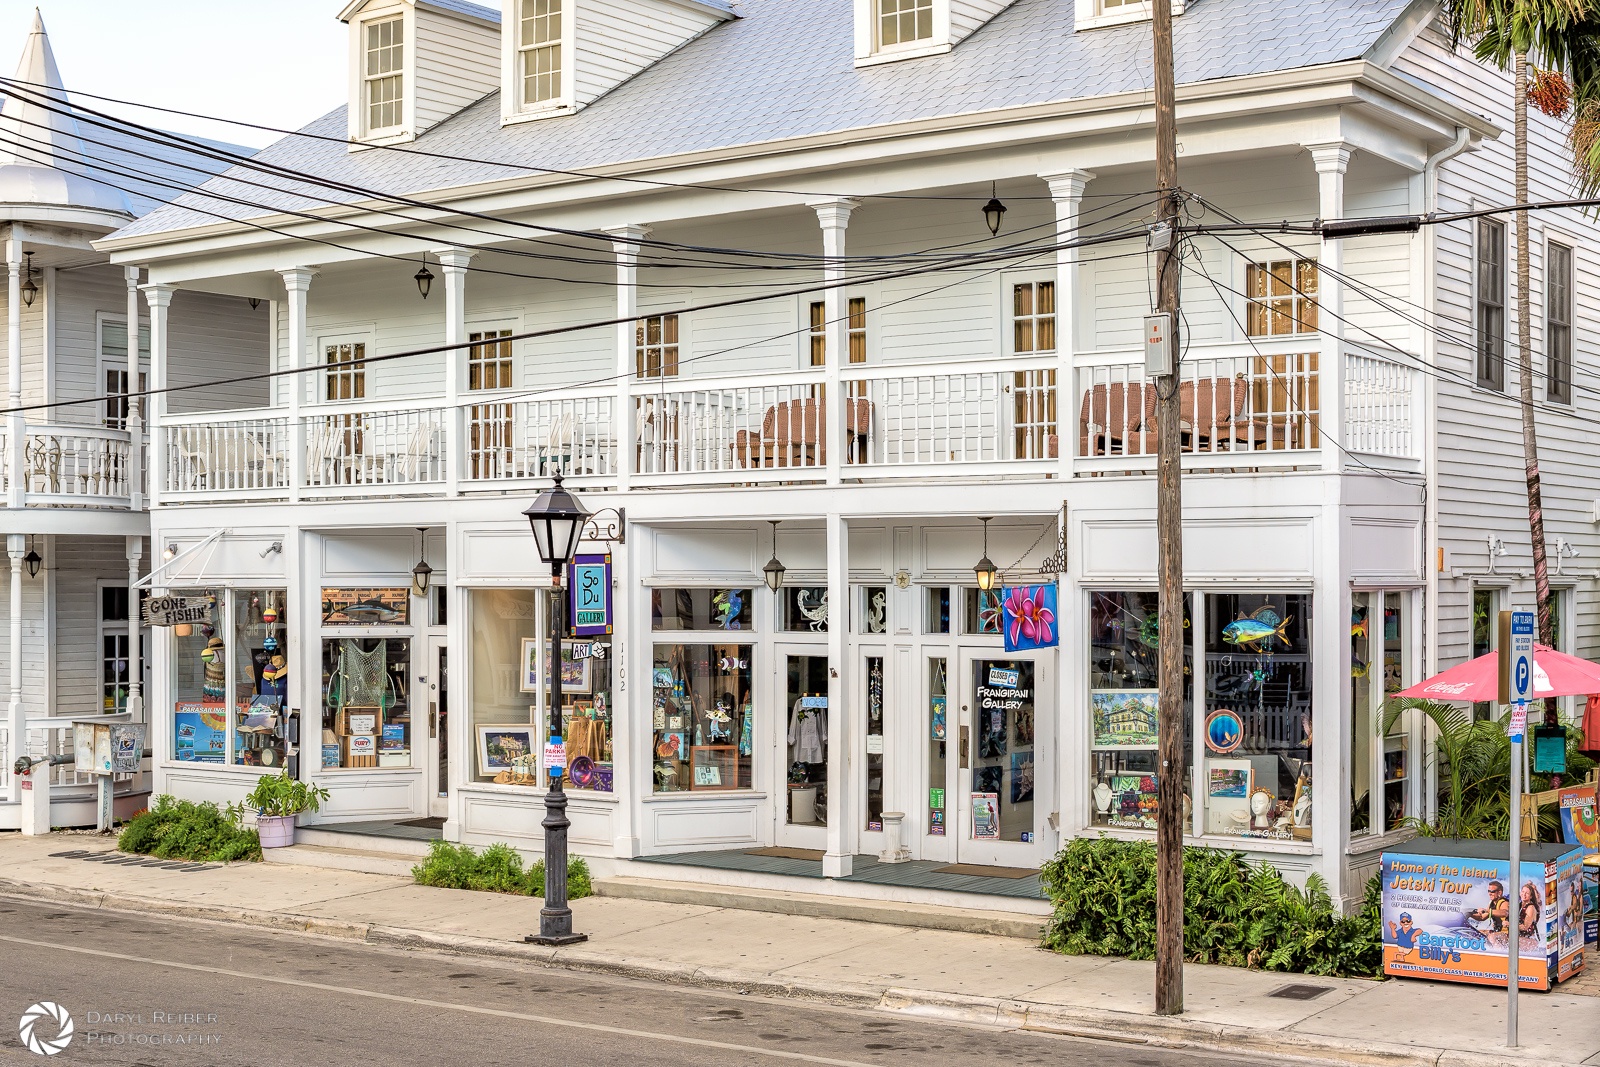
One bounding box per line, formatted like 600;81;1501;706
879;0;933;48
519;0;563;107
364;16;404;133
1074;0;1185;32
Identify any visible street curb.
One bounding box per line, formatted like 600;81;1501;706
0;878;1584;1067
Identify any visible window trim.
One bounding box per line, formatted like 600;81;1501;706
96;312;149;430
1244;256;1319;338
1008;277;1059;356
635;311;683;380
1545;235;1574;405
804;295;869;366
853;0;951;65
1074;0;1187;32
1476;215;1507;392
503;0;576;121
361;14;406;137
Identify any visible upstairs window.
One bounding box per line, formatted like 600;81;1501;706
468;329;514;390
1547;241;1573;404
808;298;867;365
1246;258;1318;337
1012;281;1056;353
326;343;368;401
879;0;933;47
636;314;680;379
364;17;405;133
1477;219;1506;390
520;0;563;107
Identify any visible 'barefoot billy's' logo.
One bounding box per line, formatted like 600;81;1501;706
19;1002;74;1056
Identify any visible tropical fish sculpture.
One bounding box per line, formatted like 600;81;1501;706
1223;607;1293;649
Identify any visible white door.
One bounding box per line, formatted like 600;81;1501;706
422;636;449;819
955;651;1051;867
773;645;830;850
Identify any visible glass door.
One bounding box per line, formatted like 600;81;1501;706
957;653;1049;867
424;636;449;819
775;647;830;850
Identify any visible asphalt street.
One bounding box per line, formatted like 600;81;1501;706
0;898;1296;1066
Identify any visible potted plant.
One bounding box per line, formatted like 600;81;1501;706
239;770;330;848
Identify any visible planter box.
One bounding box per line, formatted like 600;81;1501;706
257;814;297;849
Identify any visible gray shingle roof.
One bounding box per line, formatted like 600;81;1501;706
114;0;1414;241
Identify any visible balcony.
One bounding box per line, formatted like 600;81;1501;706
1;424;146;510
153;342;1418;504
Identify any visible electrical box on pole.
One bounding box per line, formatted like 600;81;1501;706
1144;313;1174;377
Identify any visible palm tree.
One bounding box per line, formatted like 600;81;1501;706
1384;698;1512;839
1444;1;1589;724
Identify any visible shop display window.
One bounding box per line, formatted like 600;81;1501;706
925;587;951;634
786;654;829;823
1087;590;1192;831
547;638;614;792
972;658;1037;841
964;588;1002;635
468;589;541;787
864;655;885;830
652;642;753;793
927;658;948;835
233;589;289;768
1352;590;1412;836
321;637;410;770
860;586;888;634
170;588;224;763
1201;593;1312;840
651;588;752;631
782;587;831;632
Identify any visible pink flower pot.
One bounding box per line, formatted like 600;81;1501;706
257;814;296;848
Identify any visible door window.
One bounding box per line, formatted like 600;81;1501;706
785;655;830;826
864;655;885;830
927;657;948;836
971;659;1036;843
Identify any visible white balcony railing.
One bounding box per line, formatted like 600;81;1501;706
150;342;1418;502
0;423;144;508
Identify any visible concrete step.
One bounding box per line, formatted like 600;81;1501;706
261;842;417;878
592;876;1047;939
294;827;435;858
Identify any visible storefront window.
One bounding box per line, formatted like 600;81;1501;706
1088;590;1192;831
651;587;751;631
964;588;1002;635
783;587;830;632
171;589;224;763
548;637;613;793
652;642;753;792
925;587;950;634
321;637;410;770
786;654;829;823
1201;593;1312;840
864;655;884;830
1351;591;1374;836
973;658;1037;841
1381;592;1410;829
468;589;540;788
1472;587;1497;722
927;658;948;835
233;588;289;768
861;586;888;634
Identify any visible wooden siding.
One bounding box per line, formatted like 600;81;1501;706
949;0;1015;44
1394;19;1600;666
167;288;271;414
53;536;142;719
414;4;499;135
573;0;724;108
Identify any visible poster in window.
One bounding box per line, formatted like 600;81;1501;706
173;703;226;763
320;588;408;626
930;695;947;739
1010;752;1035;804
972;793;1000;839
1092;689;1160;749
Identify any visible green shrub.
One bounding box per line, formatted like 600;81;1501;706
1040;837;1382;978
116;795;261;863
412;839;593;899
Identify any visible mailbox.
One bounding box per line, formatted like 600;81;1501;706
73;720;146;775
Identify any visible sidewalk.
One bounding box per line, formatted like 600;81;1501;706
3;832;1598;1067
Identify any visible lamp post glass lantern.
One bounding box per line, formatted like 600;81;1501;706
522;474;591;946
974;517;998;591
763;520;786;592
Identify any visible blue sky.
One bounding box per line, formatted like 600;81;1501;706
1;2;349;148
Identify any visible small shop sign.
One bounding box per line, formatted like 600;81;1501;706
567;554;612;636
142;594;213;627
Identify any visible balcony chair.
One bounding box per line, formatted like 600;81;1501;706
170;426;213;490
541;411;576;475
731;397;872;469
1076;381;1154;457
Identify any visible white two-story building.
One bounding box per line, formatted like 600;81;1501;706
80;0;1600;908
0;14;262;829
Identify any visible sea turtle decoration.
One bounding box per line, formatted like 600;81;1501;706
1222;606;1293;650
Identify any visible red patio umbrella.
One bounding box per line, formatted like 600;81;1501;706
1396;644;1600;702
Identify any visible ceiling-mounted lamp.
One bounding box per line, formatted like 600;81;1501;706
22;535;41;578
414;259;434;299
248;297;261;310
763;520;786;593
19;251;37;307
981;183;1007;238
412;527;434;596
974;517;999;592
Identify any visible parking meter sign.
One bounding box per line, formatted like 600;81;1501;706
1499;609;1536;709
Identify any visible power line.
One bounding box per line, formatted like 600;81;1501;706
0;74;1150;205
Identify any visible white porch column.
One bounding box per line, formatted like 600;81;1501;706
608;226;649;491
277;269;316;503
124;267;143;512
823;512;852;877
435;249;473;496
7;533;23;786
1308;144;1350;473
140;283;176;505
611;522;642;856
125;536;143;721
809;200;858;487
1041;171;1094;479
6;239;22;510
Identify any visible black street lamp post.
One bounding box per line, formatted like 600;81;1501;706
521;474;591;946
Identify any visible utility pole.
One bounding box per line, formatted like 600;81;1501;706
1151;0;1185;1019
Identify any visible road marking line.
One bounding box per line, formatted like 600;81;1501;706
0;933;886;1067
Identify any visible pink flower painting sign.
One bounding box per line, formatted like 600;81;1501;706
1002;584;1058;653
